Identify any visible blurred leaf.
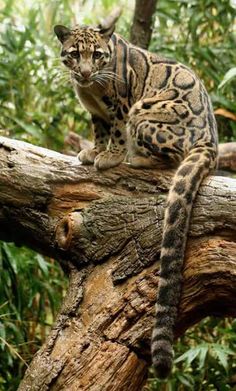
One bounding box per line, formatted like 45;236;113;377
175;346;201;365
214;108;236;121
35;254;49;276
10;118;43;139
218;67;236;89
210;344;235;372
198;345;208;370
177;373;194;388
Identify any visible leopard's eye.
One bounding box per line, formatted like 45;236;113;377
93;51;103;60
70;51;80;59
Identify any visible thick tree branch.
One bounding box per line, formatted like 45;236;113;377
130;0;158;49
0;136;235;390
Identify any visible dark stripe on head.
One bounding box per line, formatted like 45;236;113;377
61;50;67;57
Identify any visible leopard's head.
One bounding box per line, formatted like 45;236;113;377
54;11;120;87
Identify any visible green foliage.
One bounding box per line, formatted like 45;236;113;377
147;318;236;390
0;242;66;390
0;0;91;150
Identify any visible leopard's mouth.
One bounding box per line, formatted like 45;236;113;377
72;73;94;87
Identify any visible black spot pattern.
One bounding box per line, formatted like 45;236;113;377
142;102;152;109
167;199;182;224
117;107;123;120
145;134;152;143
115;130;121;138
174;179;186;195
102;95;113;108
156;133;166;144
159;66;172;89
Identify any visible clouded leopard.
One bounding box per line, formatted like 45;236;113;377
54;10;218;379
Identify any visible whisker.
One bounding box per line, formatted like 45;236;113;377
99;71;125;83
72;71;81;77
94;78;106;88
92;75;107;87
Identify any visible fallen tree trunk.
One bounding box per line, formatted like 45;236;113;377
0;136;235;391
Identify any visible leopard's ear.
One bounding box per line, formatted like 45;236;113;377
97;7;122;41
54;25;71;43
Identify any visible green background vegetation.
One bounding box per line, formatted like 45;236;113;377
0;0;236;390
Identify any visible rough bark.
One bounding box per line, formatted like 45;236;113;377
130;0;158;49
0;136;235;391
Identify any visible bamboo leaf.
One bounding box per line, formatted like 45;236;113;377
218;67;236;89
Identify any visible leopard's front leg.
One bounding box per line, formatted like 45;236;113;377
78;116;110;164
94;115;127;170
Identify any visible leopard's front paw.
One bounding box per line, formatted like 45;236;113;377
94;151;126;170
78;148;98;165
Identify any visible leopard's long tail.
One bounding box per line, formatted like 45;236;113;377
151;145;217;379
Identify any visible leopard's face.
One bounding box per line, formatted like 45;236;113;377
54;25;113;88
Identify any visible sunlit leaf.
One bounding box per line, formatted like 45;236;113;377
197;345;208;369
210;344;235;372
10;118;43;139
218;67;236;89
177;373;194;388
175;346;201;365
36;254;49;276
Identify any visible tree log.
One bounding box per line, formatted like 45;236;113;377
0;136;235;391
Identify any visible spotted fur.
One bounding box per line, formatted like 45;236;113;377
54;14;218;378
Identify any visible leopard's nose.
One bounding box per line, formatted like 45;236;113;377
80;69;92;79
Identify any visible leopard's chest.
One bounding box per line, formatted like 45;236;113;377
74;82;116;122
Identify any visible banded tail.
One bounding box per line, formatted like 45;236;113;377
151;145;217;379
